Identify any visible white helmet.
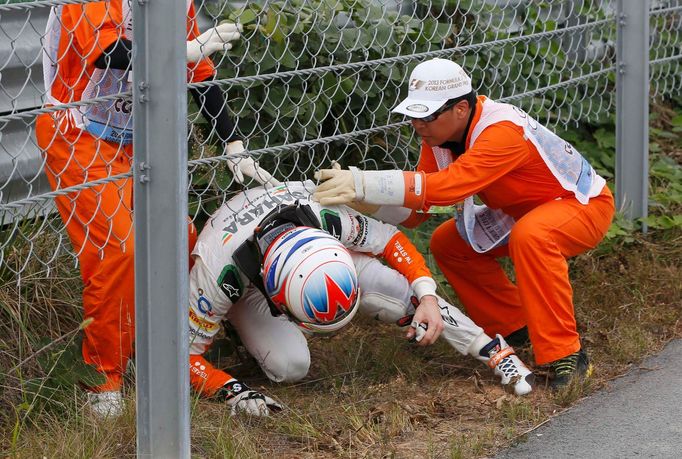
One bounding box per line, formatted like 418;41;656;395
262;226;360;333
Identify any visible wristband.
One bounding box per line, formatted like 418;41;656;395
218;379;251;400
411;276;437;300
362;170;405;206
226;140;245;156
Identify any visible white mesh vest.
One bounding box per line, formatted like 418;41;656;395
431;98;606;253
43;0;192;144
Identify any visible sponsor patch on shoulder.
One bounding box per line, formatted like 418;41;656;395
406;104;429;113
217;265;243;303
320;209;342;240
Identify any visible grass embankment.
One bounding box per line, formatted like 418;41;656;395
1;224;680;458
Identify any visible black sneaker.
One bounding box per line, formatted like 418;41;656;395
504;326;530;348
549;349;592;389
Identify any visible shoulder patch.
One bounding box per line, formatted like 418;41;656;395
217;265;243;303
320;209;342;241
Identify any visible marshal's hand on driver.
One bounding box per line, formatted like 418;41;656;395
313;166;364;205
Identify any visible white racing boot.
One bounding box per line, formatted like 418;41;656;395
86;390;124;418
475;334;534;396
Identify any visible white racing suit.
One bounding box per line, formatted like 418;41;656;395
188;181;486;387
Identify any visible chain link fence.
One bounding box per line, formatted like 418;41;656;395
650;2;682;97
189;0;623;220
1;0;680;447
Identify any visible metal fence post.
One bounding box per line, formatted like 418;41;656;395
616;0;650;225
132;0;190;457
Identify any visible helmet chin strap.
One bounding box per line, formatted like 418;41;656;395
233;201;323;318
255;221;297;256
232;239;282;317
253;200;322;260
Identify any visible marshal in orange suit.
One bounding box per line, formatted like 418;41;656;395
314;58;615;389
35;1;236;416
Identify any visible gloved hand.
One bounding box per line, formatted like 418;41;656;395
226;140;281;187
313;166;364;205
219;379;283;417
328;161;380;214
187;22;242;63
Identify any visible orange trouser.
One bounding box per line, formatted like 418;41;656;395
430;188;615;364
36;113;197;391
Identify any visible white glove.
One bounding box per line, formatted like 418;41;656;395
226;140;281;187
187;22;242;63
313;166;364;205
329;161;380;214
221;379;283;417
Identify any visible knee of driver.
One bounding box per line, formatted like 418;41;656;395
283;355;310;383
262;350;310;383
360;292;409;322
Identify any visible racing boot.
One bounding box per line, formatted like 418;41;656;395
476;334;534;396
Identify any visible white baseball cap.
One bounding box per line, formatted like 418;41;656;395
392;58;473;118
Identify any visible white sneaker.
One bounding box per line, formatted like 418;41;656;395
479;334;534;396
86;391;124;418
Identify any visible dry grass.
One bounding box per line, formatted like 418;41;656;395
1;222;681;458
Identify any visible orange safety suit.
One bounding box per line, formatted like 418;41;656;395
35;2;212;391
402;96;615;364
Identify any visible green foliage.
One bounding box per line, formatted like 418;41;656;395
557;99;682;248
205;0;617;149
22;334;105;408
213;0;443;149
189;0;621;222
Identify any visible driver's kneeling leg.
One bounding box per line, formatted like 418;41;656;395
227;289;311;383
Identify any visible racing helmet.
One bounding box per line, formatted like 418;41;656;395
261;226;360;333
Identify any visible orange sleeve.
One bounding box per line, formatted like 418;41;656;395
187;2;216;83
381;231;432;285
393;141;438;227
189;355;233;397
421;122;530;207
66;2;127;67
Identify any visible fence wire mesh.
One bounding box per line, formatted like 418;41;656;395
0;0;680;423
188;0;623;221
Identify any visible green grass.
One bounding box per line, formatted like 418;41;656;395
3;224;679;458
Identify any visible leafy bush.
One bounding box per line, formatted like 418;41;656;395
558;96;682;245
